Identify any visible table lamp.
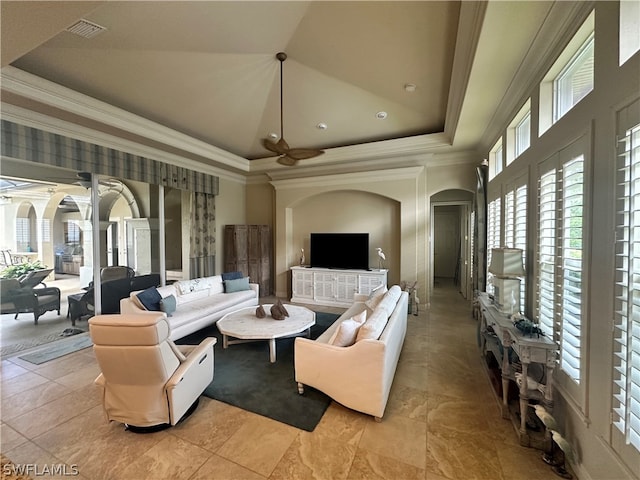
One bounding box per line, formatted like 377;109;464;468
489;247;525;314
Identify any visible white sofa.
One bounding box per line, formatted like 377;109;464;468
294;285;409;420
120;275;259;340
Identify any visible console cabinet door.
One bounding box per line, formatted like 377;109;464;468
335;273;358;303
314;272;336;303
292;269;314;300
358;272;387;295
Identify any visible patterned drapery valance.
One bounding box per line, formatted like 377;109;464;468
1;120;219;195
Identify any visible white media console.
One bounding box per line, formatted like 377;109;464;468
290;266;388;307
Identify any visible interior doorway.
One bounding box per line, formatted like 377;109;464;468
430;190;473;301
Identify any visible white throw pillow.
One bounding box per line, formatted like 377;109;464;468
364;284;388;312
329;310;367;347
376;285;402;316
356;307;389;342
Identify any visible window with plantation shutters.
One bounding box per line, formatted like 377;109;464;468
487;198;501;294
537;170;557;337
505;191;515;247
535;139;587;403
504;183;528;312
560;158;584;383
613;108;640;452
15;217;30;252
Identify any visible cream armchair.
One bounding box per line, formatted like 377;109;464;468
89;313;216;431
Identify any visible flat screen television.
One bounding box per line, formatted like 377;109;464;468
309;233;369;270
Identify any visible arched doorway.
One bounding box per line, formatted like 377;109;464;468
430;189;473;300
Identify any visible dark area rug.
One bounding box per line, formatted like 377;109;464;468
177;311;339;431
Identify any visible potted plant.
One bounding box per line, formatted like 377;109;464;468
0;260;47;279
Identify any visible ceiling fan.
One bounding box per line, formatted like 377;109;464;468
262;52;324;166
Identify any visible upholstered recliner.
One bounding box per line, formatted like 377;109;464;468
89;312;216;430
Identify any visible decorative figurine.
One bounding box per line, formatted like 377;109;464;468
256;304;266;318
270;298;289;320
376;247;386;269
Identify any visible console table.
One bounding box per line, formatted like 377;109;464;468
291;266;387;307
477;293;557;447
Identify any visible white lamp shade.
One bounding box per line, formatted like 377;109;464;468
489;248;525;276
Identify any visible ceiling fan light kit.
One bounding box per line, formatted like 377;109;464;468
262;52;324;166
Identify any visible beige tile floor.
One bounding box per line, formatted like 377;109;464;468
0;281;560;480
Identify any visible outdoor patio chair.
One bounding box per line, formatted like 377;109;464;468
6;268;61;324
100;266;135;282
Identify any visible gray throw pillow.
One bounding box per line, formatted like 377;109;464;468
224;277;250;293
160;294;177;317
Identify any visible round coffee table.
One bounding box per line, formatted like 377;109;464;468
216;304;315;363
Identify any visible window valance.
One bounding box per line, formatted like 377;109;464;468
0;120;219;195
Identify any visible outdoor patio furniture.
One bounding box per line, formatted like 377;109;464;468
67;273;161;326
2;268;61;324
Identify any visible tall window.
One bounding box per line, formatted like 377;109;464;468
537;170;557;337
613;104;640;452
487;197;501;294
535;140;587;401
620;0;640;66
15;217;30;252
489;139;503;180
507;100;531;165
540;11;594;134
560;158;584;383
505;182;528;311
515;113;531;158
554;34;594;121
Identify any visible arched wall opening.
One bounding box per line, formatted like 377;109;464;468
290;190;401;286
429;188;474;300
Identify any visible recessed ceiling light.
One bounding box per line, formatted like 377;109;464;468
376;111;388;120
316;123;328;130
404;83;417;92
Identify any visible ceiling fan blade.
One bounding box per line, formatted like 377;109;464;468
263;52;323;166
277;155;298;166
286;148;325;161
262;138;289;155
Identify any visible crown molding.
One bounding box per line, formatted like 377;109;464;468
445;1;487;144
0;102;247;184
270;166;424;190
0;66;251;172
250;131;450;175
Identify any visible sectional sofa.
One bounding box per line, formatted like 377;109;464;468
120;274;259;340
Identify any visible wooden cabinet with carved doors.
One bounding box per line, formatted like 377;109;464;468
224;225;272;295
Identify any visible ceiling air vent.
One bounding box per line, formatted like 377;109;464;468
65;19;106;38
